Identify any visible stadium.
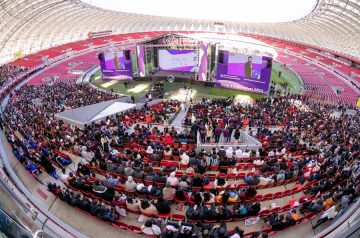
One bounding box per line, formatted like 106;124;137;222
0;0;359;237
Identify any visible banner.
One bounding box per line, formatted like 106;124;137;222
13;50;23;59
198;44;208;81
137;45;145;77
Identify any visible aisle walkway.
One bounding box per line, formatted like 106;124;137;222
170;104;189;131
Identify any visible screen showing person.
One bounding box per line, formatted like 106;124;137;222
216;51;272;94
227;53;262;79
244;56;253;78
113;52;119;69
98;50;133;79
102;51;126;70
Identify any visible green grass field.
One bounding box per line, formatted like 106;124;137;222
271;62;302;94
90;62;302;101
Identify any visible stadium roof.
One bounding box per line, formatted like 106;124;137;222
81;0;318;23
0;0;359;63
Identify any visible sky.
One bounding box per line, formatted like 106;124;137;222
81;0;317;23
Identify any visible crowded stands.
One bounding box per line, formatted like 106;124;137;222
2;82;359;238
1;0;360;236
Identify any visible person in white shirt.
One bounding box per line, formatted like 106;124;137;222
191;114;196;124
255;149;260;158
59;168;68;181
235;147;243;159
166;172;179;186
259;175;274;184
100;136;108;150
313;205;339;229
141;219;161;236
225;147;234;159
146;146;154;155
180;152;190;165
281;147;287;155
242;149;251;159
268;150;275;157
81;146;94;162
253;159;264;166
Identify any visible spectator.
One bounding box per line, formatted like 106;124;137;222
126;197;140;212
141;219;162;236
163;182;176;201
155;196;171;215
180;152;190;166
93;180;107;194
214;177;228;189
124;176;137;191
140;200;158;216
167;172;179;186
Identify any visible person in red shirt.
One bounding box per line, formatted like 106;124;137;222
145;114;151;123
164;133;173;145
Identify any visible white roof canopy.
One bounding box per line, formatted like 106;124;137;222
0;0;359;63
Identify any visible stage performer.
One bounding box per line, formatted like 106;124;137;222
244;56;253;78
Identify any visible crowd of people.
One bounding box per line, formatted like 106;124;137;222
0;64;28;87
2;82;360;238
44;143;358;237
185;97;301;144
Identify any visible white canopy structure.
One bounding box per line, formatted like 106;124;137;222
55;98;135;128
0;0;359;64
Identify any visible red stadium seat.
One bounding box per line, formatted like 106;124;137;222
128;225;142;234
157;212;171;219
114;221;129;230
258;210;270;217
172;214;185;221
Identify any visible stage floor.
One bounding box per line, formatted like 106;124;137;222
91;79;264;102
152;70;193;80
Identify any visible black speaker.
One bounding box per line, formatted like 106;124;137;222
210;45;217;71
145;48;153;63
153;48;159;68
125;50;131;60
267;59;272;68
218;51;224;64
98;53;104;61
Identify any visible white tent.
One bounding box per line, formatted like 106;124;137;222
55;98;135;128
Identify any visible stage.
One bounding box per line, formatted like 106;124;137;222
146;70;216;88
151;70;194;80
55;97;134;128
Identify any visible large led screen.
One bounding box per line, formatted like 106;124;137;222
99;50;133;79
216;51;272;94
158;49;198;72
